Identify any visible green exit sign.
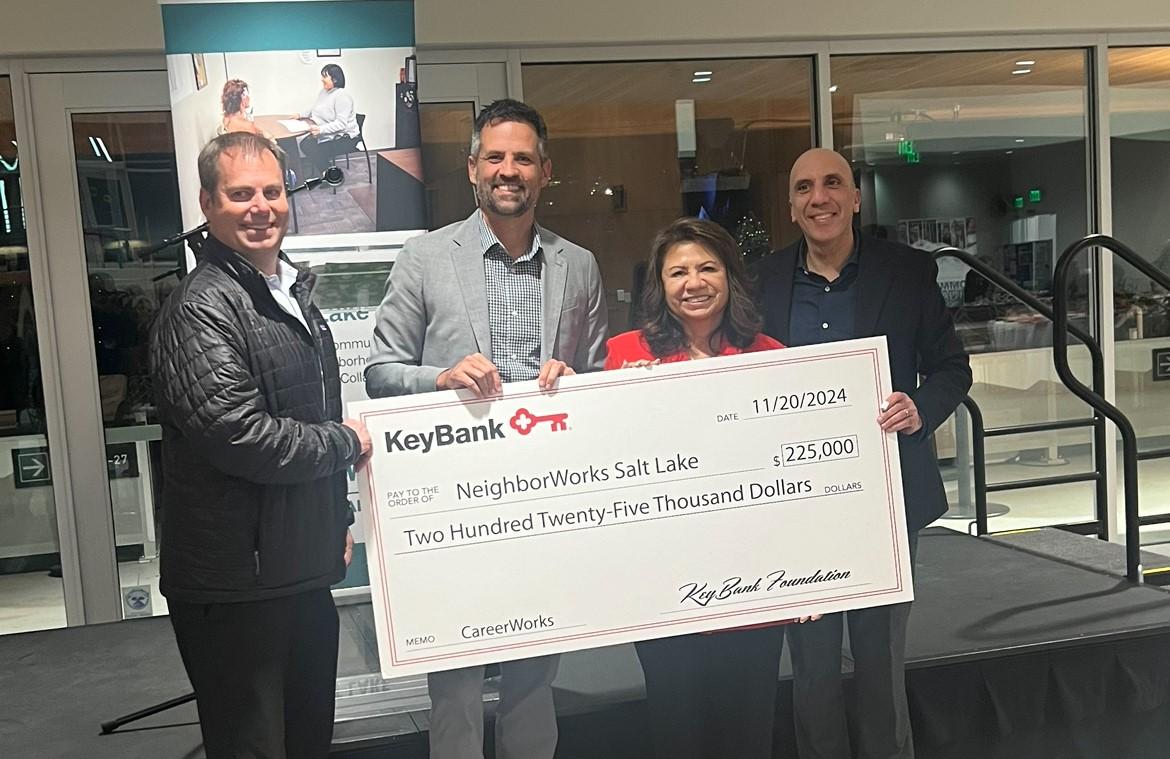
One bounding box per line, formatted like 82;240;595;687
1029;188;1043;203
897;139;920;164
1013;196;1025;209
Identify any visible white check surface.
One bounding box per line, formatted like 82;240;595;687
353;336;912;678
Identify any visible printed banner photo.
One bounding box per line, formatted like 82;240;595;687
159;0;424;244
158;0;425;587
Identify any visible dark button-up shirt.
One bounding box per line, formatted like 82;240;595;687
787;235;861;347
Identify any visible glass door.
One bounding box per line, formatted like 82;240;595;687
26;68;180;624
0;75;69;635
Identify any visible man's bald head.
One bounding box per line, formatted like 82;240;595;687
788;148;861;251
788;148;856;199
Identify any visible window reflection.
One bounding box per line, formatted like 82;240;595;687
72;113;182;428
71;112;182;620
1109;48;1170;469
1110;47;1170;341
831;50;1096;529
0;76;67;634
832;50;1091;319
420;101;477;230
524;58;815;332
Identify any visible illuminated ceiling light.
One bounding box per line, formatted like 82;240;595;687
1005;150;1014;155
692;77;712;83
0;179;10;234
829;85;839;93
952;151;961;155
1012;68;1032;75
95;136;114;163
1015;60;1036;66
1015;138;1025;143
693;70;713;77
88;136;101;157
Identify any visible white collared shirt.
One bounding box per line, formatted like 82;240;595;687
264;260;309;332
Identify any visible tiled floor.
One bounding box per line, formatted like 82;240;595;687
4;456;1169;638
0;556;169;636
0;570;66;634
291;150;377;236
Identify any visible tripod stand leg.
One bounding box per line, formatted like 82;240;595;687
100;692;197;735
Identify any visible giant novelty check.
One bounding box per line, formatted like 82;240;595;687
353;336;912;678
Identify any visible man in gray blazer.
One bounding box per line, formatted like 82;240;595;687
365;99;607;759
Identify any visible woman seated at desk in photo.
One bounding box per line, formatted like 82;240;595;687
294;63;360;174
218;79;268;138
604;217;814;759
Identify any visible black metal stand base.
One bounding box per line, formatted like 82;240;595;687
100;692;196;735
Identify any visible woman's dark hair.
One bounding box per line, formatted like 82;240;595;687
639;217;763;358
321;64;346;88
220;79;249;116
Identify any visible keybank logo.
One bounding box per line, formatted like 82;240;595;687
509;408;569;436
383;407;570;454
384;419;505;454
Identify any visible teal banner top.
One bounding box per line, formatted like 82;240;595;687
161;0;414;53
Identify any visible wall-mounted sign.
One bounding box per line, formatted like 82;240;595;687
1154;348;1170;382
123;585;153;618
12;447;51;489
106;442;140;480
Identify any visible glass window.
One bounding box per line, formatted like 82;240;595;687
831;50;1096;530
420;100;477;230
523;57;815;333
0;76;68;634
1108;47;1170;519
70;112;182;619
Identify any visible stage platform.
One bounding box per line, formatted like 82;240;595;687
3;527;1170;758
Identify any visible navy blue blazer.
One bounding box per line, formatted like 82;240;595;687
756;235;972;531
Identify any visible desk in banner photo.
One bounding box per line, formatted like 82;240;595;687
353;336;912;678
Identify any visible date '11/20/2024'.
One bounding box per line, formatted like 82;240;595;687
752;387;848;415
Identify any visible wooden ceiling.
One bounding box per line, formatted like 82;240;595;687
526;58;812;138
3;48;1170;157
0;78;13;151
69;113;175;161
1109;47;1170;87
830;49;1089;93
518;47;1170;141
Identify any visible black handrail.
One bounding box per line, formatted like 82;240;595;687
1052;234;1170;583
958;395;988;534
934;246;1109;538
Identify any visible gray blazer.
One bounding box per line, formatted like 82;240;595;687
365;212;608;398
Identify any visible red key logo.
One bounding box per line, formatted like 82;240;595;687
509;408;569;436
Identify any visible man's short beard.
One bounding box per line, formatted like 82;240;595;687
476;182;532;217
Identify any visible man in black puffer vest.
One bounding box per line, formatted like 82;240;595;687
150;132;372;759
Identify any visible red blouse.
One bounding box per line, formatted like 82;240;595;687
604;329;784;370
603;328;793;632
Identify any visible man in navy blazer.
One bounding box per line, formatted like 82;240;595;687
757;148;971;759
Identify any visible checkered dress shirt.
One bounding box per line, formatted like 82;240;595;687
477;212;544;383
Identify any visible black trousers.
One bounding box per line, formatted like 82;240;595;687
300;134;358;175
635;625;786;759
169;588;340;759
785;531;919;759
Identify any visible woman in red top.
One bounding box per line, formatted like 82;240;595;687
605;217;788;759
